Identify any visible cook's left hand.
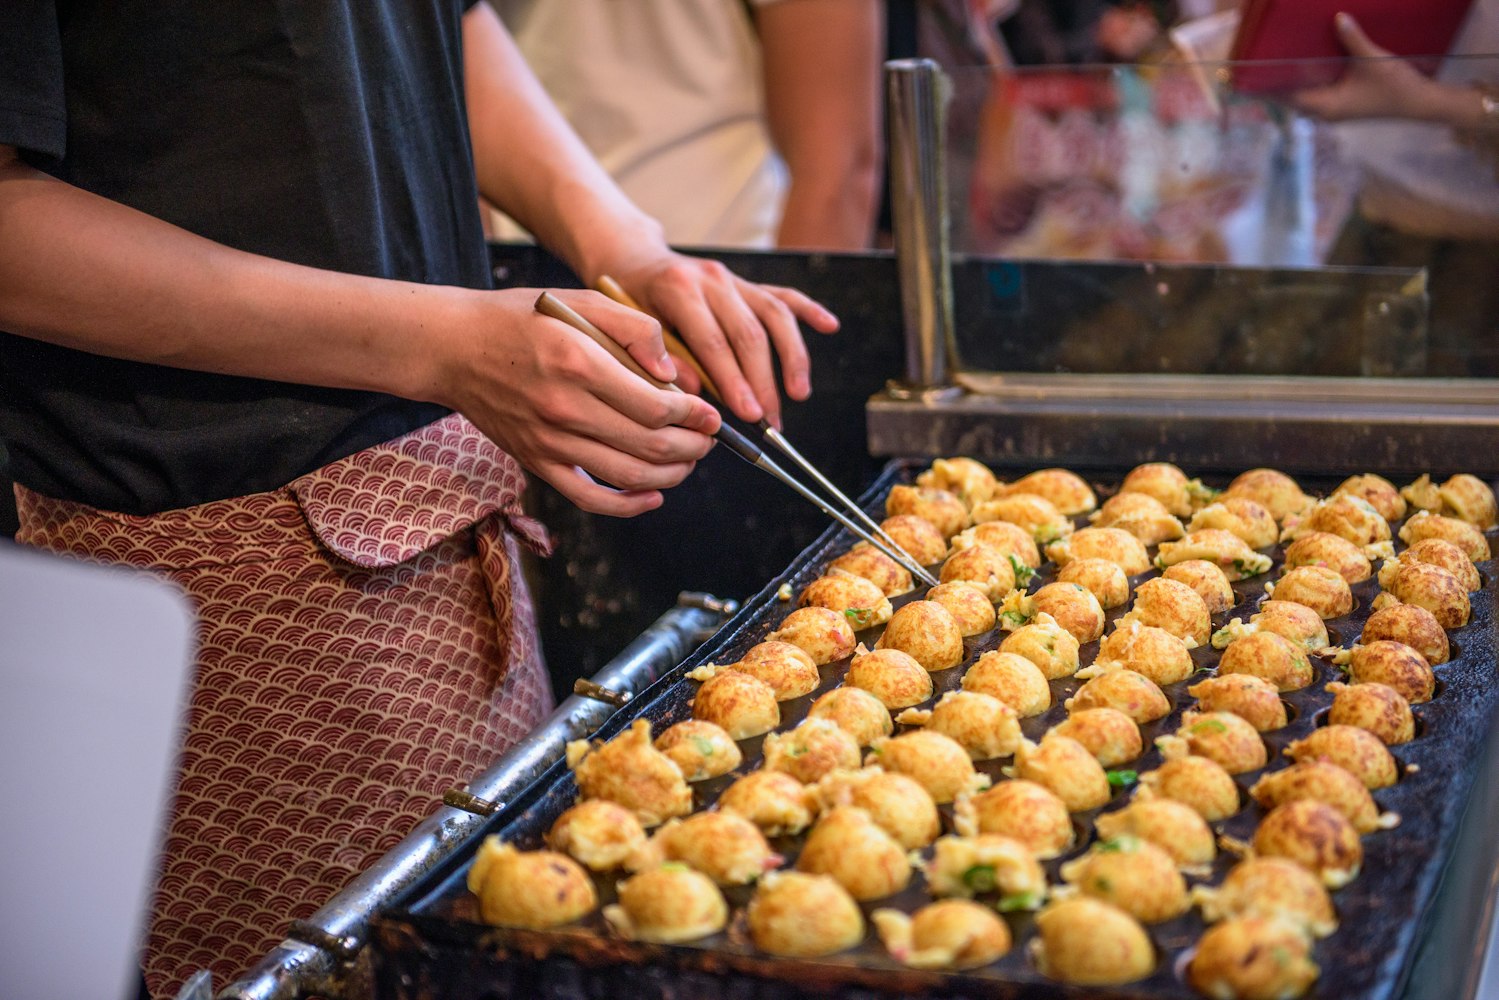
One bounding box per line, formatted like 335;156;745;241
609;252;840;429
1290;13;1437;122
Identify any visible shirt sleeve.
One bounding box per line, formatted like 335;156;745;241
0;0;66;160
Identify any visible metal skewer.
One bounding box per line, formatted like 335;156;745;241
592;276;937;587
535;292;939;587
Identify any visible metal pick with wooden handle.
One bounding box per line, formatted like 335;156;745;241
593;276;926;582
534;292;938;588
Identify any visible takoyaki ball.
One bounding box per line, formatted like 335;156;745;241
1285;725;1398;789
1399;510;1491;562
898;690;1022;760
1008;734;1111;812
886;484;970;539
1031;897;1155;986
1376;559;1471;629
1188;917;1320;1000
1090;621;1196;686
868;730;989;804
1059;836;1189;923
924;581;997;637
1217;630;1314;692
816;767;941;849
828;544;913;598
1188;498;1278;550
1282;531;1373;584
1341;640;1436;704
1224;468;1315;524
926;833;1048;902
654;719;743;781
644;811;780;886
692;670;781;739
845;647;933;710
1056;558;1130;609
1049;707;1142;767
1335;473;1406;522
747;871;865;957
954;780;1075;857
718;770;816;837
1248;600;1330;653
963;650;1052;717
1028;581;1106;643
1194;857;1337;938
1187;674;1288;732
1001;467;1098;515
1401;538;1482;591
1267;565;1353;620
763;718;862;785
734;640;821;700
604;865;728;944
872;899;1011;970
1155;529;1272;582
1066;669;1172;725
1120;461;1197;517
566;719;693;826
1283;494;1391;551
1118;576;1212;646
938;543;1017;602
1163;559;1236;616
1159;710;1267;775
1252;800;1362;888
1400;473;1442;515
970;492;1073;545
797;570;893;629
546;800;649;872
1325;681;1415;745
1337;476;1403;524
766;606;856;665
949;519;1042;570
880;514;949;566
796;806;911;900
916;456;998;507
1249;760;1398;834
876;600;964;671
1439;472;1499;529
1136;755;1241;822
807;685;893;747
1095;798;1216;869
1360;601;1450;665
999;613;1082;680
1046;526;1151;576
467;838;596;929
1089;490;1186;546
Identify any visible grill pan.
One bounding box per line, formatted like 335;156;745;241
371;459;1499;1000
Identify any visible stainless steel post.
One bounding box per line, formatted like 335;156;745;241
886;57;958;394
216;594;731;1000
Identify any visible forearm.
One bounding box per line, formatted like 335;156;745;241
0;152;460;406
461;3;666;283
1408;79;1497;131
759;0;884;251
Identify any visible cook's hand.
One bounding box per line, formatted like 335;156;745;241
1290;13;1436;122
609;252;840;428
441;288;720;516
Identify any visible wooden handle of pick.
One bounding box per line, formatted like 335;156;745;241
534;291;676;392
595;275;724;403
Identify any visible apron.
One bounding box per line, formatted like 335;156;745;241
15;412;553;998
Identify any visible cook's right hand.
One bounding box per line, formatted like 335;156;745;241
438;288;721;516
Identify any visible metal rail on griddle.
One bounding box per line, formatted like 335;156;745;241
216;591;736;1000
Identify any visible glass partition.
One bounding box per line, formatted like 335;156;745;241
933;55;1499;379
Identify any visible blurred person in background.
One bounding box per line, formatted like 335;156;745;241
1294;7;1499;376
492;0;885;250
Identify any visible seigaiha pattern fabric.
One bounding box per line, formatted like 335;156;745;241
14;412;555;999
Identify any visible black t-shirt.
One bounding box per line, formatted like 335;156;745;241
0;0;489;514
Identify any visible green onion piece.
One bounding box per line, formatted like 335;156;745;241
961;863;998;893
1106;769;1138;789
